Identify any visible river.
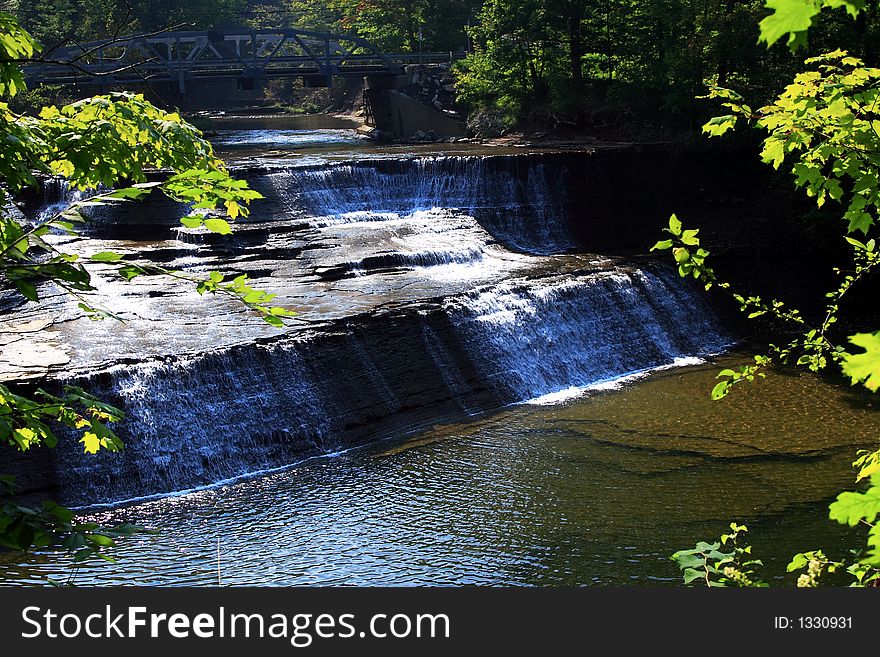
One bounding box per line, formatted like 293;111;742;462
0;116;875;586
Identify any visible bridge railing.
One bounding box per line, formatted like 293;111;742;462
23;28;469;93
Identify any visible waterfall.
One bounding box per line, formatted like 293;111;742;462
445;266;729;403
29;154;578;253
12;150;734;508
53;343;334;506
35;178;81;223
255;154;576;254
33;177;125;234
49;264;728;507
420;321;477;415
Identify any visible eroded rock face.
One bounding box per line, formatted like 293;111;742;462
2;150;730;505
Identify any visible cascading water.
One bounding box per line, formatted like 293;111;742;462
50;263;727;506
445;266;729;403
15;146;733;508
34;177;121;231
54;342;335;506
35;178;81;222
420;320;478;416
255;155;575;254
7;132;868;589
213;129;369;149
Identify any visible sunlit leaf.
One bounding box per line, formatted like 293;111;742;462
90;251;124;262
841;332;880;391
203;218;232;235
828;473;880;526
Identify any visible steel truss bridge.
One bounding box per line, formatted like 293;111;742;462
23;29;456;93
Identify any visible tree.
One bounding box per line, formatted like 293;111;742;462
657;0;880;587
9;0;248;45
451;0;880;130
0;11;292;566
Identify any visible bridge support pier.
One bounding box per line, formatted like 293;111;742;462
362;75;464;140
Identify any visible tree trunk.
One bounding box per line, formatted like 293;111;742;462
568;5;585;94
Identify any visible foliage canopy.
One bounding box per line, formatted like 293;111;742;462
661;0;880;587
0;10;293;566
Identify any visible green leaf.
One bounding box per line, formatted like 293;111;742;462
759;0;822;50
787;552;810;572
14;279;38;301
828;473;880;526
673;553;706;569
702;115;738;137
105;187;151;200
841;332;880;391
761;137;786;169
118;266;143;281
825;0;866;19
680;229;700;246
846;211;873;234
203;217;232;235
225;200;241;219
80;432;101;455
42;501;74;523
179;216;203;229
673;247;690;264
651;239;673;251
51;221;77;234
668;214;682;236
711;381;730;400
90;251;124;262
85;533;116;547
857;460;880;482
845;236;867;250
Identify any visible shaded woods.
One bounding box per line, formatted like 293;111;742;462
7;0;880;133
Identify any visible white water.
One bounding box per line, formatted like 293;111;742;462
447;269;729;402
214;129;369;149
258;155;575;253
31;148;730;507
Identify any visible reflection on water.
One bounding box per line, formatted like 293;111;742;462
1;357;875;586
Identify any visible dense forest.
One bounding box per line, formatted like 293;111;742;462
5;0;880;131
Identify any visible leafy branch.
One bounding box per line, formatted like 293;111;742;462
101;259;297;327
0;475;151;571
0;12;290;573
0;384;124;454
670;0;880;589
759;0;867;51
652;215;879;398
671;523;766;587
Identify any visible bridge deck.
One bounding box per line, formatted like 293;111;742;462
23;28;459;92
